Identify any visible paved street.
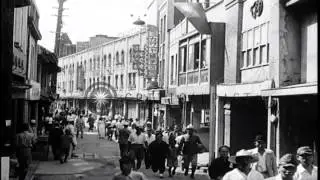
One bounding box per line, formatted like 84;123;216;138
32;130;210;180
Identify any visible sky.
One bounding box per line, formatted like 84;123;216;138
35;0;152;52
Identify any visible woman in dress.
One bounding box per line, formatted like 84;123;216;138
97;117;106;139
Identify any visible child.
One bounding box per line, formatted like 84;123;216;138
167;134;179;177
60;128;73;164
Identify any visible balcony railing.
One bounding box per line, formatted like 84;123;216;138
187;70;199;84
200;69;209;83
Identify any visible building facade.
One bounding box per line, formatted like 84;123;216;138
157;0;317;162
56;27;161;125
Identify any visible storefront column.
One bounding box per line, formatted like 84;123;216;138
214;96;224;159
24;100;29;123
223;101;231;147
123;100;128;119
136;102;140;120
275;98;281;162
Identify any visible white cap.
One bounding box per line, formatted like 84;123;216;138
186;124;194;130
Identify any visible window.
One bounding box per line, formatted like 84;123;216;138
108;54;112;66
84;60;86;71
120;74;123;89
241;22;269;68
179;46;187;72
204;0;210;8
89;78;92;87
108;76;111;85
129;48;132;62
103;76;106;82
160;18;163;43
121;50;125;64
201;40;207;69
93;57;96;70
170;55;174;84
132;73;136;88
115;75;118;89
128;73;132;87
116;52;119;64
90;59;92;70
93;78;95;88
188;44;194;71
104;55;107;67
163;15;166;42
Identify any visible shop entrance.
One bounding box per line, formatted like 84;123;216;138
230;97;268;154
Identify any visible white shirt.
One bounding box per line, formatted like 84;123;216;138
251;148;267;172
162;132;169;144
222;168;264;180
145;134;155;145
294;164;318;180
129;132;146;145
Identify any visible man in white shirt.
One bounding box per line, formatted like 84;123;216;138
249;134;277;178
266;153;298;180
294;146;318;180
128;125;146;170
223;149;264;180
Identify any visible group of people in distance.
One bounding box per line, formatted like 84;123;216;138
208;134;317;180
113;122;206;179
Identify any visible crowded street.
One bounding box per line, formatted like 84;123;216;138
30;124;210;180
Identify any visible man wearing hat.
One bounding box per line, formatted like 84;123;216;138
118;121;131;157
222;149;264;180
148;129;169;178
249;134;277;178
265;153;298;180
179;124;203;179
294;146;318;180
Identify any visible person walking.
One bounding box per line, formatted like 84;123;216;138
15;123;36;180
128;125;146;170
118;121;131;157
49;122;64;160
65;120;77;158
59;128;73;164
222;149;264;180
208;145;233;180
87;114;95;132
266;153;298;180
106;120;113;141
249;134;277;178
179;124;204;179
294;146;318;180
148;130;169;178
97;117;106;139
75;115;85;139
144;127;155;169
112;155;147;180
167;133;179;177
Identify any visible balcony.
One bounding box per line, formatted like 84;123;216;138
187;70;199;84
178;69;209;86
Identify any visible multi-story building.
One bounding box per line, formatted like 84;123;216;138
159;0;317;162
89;34;118;48
57;27;160;123
12;0;42;136
76;41;90;52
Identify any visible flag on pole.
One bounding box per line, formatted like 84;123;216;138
174;2;211;34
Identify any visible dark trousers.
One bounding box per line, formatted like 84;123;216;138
129;144;144;170
151;158;166;174
16;148;32;180
89;124;94;131
119;143;129;157
145;149;151;169
76;129;83;138
60;147;70;163
51;144;60;160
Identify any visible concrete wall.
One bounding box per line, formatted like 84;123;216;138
301;12;317;83
223;0;243;83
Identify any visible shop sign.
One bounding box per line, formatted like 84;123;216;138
26;80;40;100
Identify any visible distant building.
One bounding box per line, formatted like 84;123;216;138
89;34;118;48
76;41;90;52
58;33;76;58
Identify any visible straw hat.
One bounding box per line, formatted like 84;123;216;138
228;149;258;164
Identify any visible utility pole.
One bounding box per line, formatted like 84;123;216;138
54;0;67;57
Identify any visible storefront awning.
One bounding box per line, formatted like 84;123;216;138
217;80;272;97
261;82;317;97
174;2;211;34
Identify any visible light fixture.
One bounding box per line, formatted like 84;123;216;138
133;17;146;26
